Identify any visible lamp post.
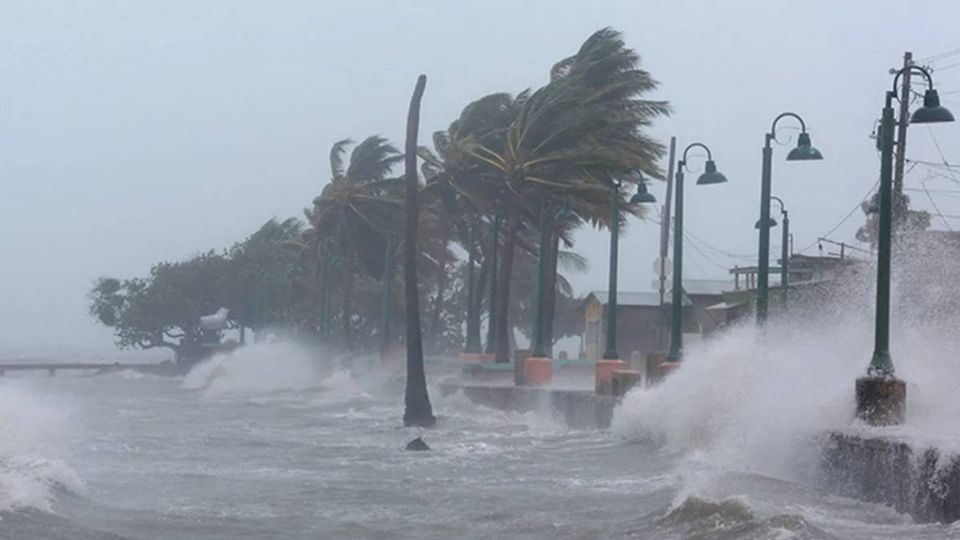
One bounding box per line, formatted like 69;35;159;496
524;199;577;386
663;143;729;367
595;179;657;393
482;215;500;361
755;196;789;309
756;113;823;325
856;65;954;426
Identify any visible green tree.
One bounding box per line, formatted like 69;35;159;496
89;251;232;362
462;28;669;362
311;136;404;352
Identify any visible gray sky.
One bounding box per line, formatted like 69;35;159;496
3;0;960;358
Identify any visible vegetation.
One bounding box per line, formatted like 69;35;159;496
88;27;668;369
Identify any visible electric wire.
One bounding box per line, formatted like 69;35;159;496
798;178;880;254
917;48;960;63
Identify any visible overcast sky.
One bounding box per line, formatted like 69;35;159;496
3;0;960;358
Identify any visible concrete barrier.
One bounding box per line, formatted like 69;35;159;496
820;432;960;523
439;382;616;429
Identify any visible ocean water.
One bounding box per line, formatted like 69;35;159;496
2;339;960;540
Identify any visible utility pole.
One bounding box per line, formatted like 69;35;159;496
893;51;913;225
658;137;676;356
659;137;676;306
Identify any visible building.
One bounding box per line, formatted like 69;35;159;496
580;291;693;368
714;253;864;324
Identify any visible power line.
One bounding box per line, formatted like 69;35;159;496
932;61;960;72
798;178;880;254
926;126;960;186
904;186;960;195
906;158;960;170
918;48;960;63
918;176;955;231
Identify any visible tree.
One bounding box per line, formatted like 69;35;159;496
223;217;305;341
403;75;436;428
462;28;669;363
311;136;404;352
89;251;233;363
90;219;308;360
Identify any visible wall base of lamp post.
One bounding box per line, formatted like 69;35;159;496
596;359;626;394
657;361;683;380
855;376;906;426
644;352;668;385
523;357;553;386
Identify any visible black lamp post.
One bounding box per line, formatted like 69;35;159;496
857;65;954;426
665;143;728;363
596;177;657;393
755;196;789;309
756;113;823;325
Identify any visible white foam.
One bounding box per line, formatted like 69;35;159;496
612;247;960;498
0;382;83;513
182;341;359;399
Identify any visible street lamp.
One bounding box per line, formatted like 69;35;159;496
755;196;789;309
524;198;577;386
596;177;658;393
857;65;954;426
664;143;728;365
756;113;822;325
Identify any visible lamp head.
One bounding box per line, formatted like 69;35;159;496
786;132;824;161
754;217;778;229
630;182;657;204
696;160;728;185
911;89;956;124
556;197;578;221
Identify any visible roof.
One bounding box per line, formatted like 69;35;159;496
586;290;692;307
705;301;747;311
675;279;733;296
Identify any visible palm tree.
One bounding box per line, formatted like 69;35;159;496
463;28;669;363
311;136;404;352
403;75;436;428
419;93;519;353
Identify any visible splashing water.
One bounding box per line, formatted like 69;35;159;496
0;382;83;513
613;245;960;492
181;341;370;405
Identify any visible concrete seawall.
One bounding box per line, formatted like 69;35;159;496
820;432;960;523
439;382;617;429
441;381;960;523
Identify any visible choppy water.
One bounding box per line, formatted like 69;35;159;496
2;341;960;539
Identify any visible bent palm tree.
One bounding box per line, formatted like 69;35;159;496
311;136;404;352
465;28;670;364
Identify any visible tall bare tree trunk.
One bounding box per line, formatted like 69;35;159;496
403;75;436;428
494;202;521;364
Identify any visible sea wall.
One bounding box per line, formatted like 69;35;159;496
820;432;960;523
439;383;616;429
